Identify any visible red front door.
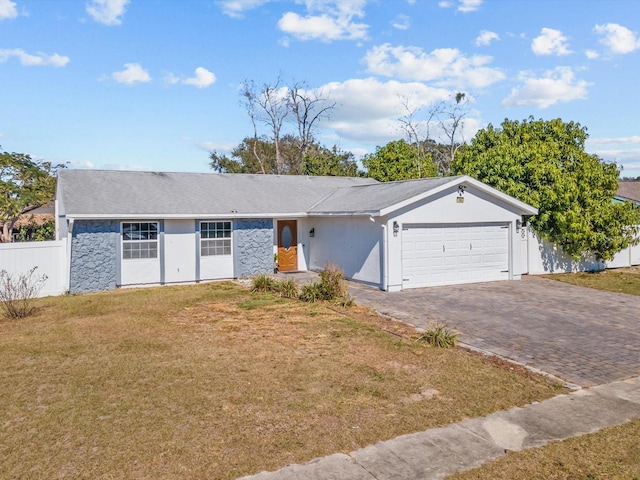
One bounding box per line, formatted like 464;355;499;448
277;220;298;272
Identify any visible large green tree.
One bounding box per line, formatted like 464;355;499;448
453;117;640;260
362;139;438;182
303;144;359;177
0;149;58;242
210;136;300;175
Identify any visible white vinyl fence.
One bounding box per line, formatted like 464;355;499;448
0;240;67;297
522;225;640;275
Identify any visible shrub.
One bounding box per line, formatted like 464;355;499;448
251;274;276;293
319;265;347;299
334;294;354;308
299;282;324;303
298;265;352;306
251;275;298;299
15;218;55;242
0;267;47;319
417;323;459;348
275;278;299;299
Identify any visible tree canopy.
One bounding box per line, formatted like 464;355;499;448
452;117;640;260
0;149;58;242
210;136;359;177
362;139;438;182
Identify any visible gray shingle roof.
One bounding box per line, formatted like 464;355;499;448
57;170;536;219
617;181;640;204
57;170;377;217
309;176;462;214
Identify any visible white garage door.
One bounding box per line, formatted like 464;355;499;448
402;224;510;288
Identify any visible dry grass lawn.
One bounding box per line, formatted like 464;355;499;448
450;418;640;479
0;282;564;479
544;265;640;296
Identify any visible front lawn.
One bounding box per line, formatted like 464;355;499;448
449;418;640;479
543;265;640;296
0;282;563;479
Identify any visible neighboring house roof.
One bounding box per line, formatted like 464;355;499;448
617;181;640;204
13;202;55;228
57;170;376;218
57;169;537;219
309;175;538;216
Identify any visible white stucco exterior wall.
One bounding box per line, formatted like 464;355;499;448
306;216;383;287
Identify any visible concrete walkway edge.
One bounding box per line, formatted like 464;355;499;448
238;376;640;480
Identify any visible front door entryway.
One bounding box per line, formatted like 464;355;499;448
277;220;298;272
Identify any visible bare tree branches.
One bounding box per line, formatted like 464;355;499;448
288;82;336;163
241;78;290;175
239;78;336;175
439;92;469;175
397;92;469;176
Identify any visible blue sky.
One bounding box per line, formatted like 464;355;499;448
1;0;640;178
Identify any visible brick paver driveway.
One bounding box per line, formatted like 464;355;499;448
349;276;640;387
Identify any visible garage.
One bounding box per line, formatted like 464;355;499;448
401;224;510;288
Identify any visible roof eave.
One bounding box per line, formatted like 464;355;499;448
63;212;312;220
307;210;381;217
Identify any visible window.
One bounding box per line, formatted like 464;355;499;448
122;222;158;259
201;221;232;256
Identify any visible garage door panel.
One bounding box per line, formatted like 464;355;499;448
402;224;509;289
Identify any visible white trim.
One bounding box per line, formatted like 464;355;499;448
65;212;311;220
65;219;74;293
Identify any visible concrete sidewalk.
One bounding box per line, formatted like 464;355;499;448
239;376;640;480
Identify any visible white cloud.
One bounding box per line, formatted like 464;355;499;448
279;36;291;47
594;23;640;54
531;28;572;56
585;49;599;59
312;77;452;143
67;160;97;169
475;30;499;47
0;0;17;20
183;67;216;88
586;137;640;177
391;14;410;30
588;135;640;146
458;0;483;12
86;0;129;26
110;63;151;85
198;141;236;153
0;48;70;67
218;0;270;18
277;0;369;42
364;43;505;89
502;66;590;109
164;67;217;88
163;72;180;85
439;0;483;12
